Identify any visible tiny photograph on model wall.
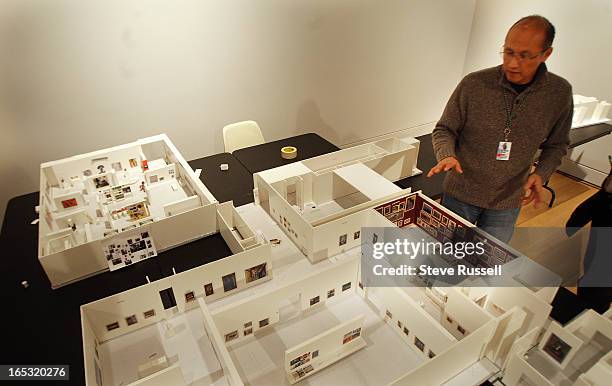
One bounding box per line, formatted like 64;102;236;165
342;327;361;344
222;273;237;292
245;263;267;283
543;333;572;364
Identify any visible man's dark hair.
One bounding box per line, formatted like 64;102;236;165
511;15;555;50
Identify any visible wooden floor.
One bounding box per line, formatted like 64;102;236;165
516;172;599;227
515;172;599;294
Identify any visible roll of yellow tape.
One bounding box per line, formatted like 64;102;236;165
281;146;297;160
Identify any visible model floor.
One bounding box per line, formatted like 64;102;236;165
99;306;227;386
227;293;424;386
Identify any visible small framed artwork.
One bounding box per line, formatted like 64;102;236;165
353;231;360;240
111;162;122;172
83;169;92;177
406;195;416;210
259;318;269;328
310;296;320;306
129;158;138;168
185;291;196;302
448;220;456;231
428;350;436;358
245;263;267;283
543;333;571;364
339;234;347;246
403;327;409;336
222;273;237;292
125;315;138;326
342;282;351;291
422;202;432;215
61;198;78;209
432;209;442;221
225;330;239;342
244;328;253;335
327;289;335;298
106;322;120;331
441;216;448;226
414;336;425;352
539;322;582;368
93;175;110;189
144;309;156;319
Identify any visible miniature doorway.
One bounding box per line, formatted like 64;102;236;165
279;293;302;323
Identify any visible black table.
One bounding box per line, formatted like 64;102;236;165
395;134;444;199
569;123;611;148
0;197;234;386
188;152;254;207
233;133;340;174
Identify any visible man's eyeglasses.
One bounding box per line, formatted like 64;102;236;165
499;47;547;62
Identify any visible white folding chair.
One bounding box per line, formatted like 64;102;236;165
222;120;265;153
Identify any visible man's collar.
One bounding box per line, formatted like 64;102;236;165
497;63;549;93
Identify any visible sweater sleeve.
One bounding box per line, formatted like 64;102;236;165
432;78;467;162
534;87;573;182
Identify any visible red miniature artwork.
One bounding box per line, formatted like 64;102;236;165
141;159;149;171
61;198;78;208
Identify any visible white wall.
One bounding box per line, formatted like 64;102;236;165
0;0;476;222
390;319;496;385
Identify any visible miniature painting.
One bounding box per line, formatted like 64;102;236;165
93;175;110;189
61;198;78;209
245;263;267;283
543;333;571;364
414;336;425;352
204;283;214;296
223;273;237;292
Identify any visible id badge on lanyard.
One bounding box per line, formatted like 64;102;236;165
496;141;512;161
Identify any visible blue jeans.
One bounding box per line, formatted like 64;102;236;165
441;194;520;244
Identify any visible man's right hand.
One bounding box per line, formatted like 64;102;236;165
427;156;463;177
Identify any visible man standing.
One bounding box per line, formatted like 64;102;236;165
428;15;573;243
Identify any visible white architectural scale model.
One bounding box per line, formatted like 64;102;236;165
37;134;611;386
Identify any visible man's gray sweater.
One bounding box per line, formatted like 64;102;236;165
432;63;573;210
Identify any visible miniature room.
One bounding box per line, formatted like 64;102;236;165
209;257;430;386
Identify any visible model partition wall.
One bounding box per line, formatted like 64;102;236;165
38;134;219;287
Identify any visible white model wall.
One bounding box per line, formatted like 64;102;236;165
211;256;359;344
390;319;496;385
82;243;272;341
126;365;186;386
485;287;552;336
81;309;101;386
0;0;476;222
442;287;492;339
40;204;217;287
370;287;457;358
198;298;244;386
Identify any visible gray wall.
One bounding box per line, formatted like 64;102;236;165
0;0;476;222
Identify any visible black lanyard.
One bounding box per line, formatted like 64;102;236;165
502;88;530;142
